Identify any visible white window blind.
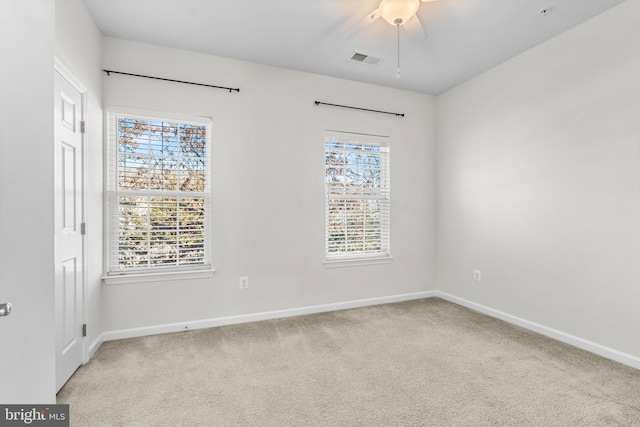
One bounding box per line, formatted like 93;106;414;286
325;130;390;263
105;108;211;275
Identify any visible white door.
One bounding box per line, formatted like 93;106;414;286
54;70;85;391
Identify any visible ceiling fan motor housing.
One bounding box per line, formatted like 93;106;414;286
379;0;420;26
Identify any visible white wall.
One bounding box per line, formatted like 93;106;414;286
436;0;640;359
55;0;104;353
102;38;436;333
0;0;56;402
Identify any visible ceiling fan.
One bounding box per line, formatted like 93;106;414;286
344;0;439;43
344;0;440;78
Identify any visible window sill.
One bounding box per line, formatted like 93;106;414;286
324;256;393;269
102;268;215;285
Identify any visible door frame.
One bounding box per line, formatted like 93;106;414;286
54;57;89;364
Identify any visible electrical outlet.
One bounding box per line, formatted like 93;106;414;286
474;270;482;282
239;277;249;289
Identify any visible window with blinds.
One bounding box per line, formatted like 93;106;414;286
105;108;211;275
325;130;391;264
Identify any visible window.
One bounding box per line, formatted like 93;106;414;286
105;108;211;276
325;130;391;266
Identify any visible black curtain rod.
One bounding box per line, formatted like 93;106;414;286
103;70;240;93
314;101;404;117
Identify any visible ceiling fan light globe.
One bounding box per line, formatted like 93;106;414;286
379;0;420;26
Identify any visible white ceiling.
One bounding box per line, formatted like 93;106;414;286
84;0;626;95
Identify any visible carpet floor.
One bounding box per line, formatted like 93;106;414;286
57;298;640;426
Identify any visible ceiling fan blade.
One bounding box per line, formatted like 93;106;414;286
342;8;381;40
403;15;427;43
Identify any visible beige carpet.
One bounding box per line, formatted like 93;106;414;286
57;298;640;426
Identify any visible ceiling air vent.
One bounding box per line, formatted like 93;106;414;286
348;52;382;66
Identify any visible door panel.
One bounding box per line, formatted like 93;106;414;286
61;142;77;231
61;258;78;353
54;70;84;392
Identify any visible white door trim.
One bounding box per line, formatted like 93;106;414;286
54;57;89;364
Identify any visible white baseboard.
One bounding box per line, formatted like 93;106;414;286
93;289;640;371
436;291;640;370
85;333;104;364
102;291;437;342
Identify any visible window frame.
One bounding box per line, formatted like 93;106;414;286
103;107;214;282
324;130;392;268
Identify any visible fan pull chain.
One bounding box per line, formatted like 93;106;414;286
396;23;401;79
